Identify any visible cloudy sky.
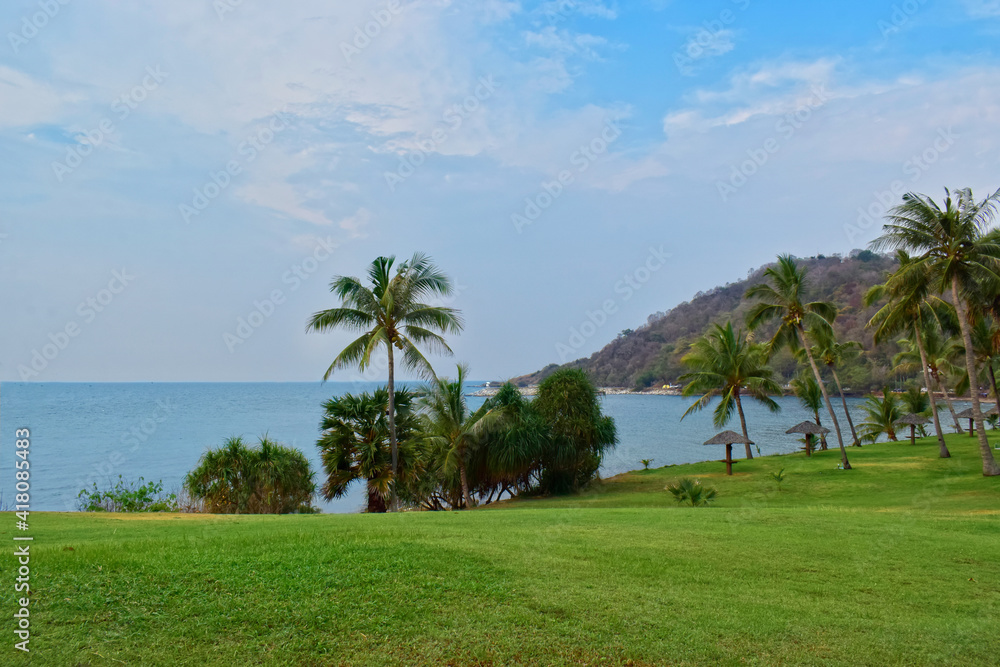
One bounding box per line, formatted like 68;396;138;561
2;0;1000;382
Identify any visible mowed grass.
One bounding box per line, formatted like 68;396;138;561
3;434;999;666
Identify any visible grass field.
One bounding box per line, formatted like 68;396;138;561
4;433;1000;665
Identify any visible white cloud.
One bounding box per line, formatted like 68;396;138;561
964;1;1000;17
0;66;72;128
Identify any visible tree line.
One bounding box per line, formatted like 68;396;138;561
680;187;1000;476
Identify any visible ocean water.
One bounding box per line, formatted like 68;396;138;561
0;382;870;513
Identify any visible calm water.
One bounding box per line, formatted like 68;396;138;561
0;383;870;513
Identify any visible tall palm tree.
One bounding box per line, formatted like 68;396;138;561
809;328;862;446
307;253;464;509
417;364;507;509
866;250;951;456
871;187;1000;475
953;315;1000;412
790;374;827;450
746;255;852;469
894;331;964;436
857;388;903;444
316;388;422;513
679;321;782;459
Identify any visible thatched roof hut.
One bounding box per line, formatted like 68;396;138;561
703;430;752;475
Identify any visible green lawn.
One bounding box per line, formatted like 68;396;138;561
4;433;1000;665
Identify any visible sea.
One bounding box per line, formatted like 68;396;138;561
0;382;872;513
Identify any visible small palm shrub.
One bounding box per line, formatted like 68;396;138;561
770;468;786;491
665;478;717;506
641;458;654;470
185;435;316;514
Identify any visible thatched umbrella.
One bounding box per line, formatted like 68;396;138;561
956;405;995;435
786;421;830;457
703;430;753;476
896;413;930;445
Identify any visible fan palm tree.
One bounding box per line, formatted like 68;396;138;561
871;187;1000;475
866;250;952;456
417;364;508;509
790;374;827;450
809;328;862;446
679;322;782;459
316;388;422;513
746;255;851;469
857;388;903;444
307;253;464;509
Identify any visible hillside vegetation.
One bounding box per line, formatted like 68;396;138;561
12;433;999;665
515;251;902;391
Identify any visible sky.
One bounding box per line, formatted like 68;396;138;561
2;0;1000;383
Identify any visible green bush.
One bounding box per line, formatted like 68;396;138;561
185;435;316;514
77;476;179;512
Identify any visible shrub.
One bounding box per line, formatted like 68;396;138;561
185;435;316;514
665;478;717;506
77;476;179;512
641;459;654;470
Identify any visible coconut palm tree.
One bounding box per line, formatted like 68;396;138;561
894;330;964;436
746;255;852;469
871;187;1000;475
809;328;862;446
417;364;508;509
900;386;933;439
953;315;1000;411
866;250;952;456
679;321;782;459
857;388;903;444
307;253;464;509
316;388;423;513
790;374;827;450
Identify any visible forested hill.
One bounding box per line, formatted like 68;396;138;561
513;251;903;392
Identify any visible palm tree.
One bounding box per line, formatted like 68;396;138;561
417;364;507;509
790;374;827;450
953;315;1000;412
746;255;852;469
307;253;464;508
900;386;932;439
679;322;782;459
316;388;422;513
866;250;952;456
871;187;1000;475
857;388;903;444
809;328;862;446
894;331;964;436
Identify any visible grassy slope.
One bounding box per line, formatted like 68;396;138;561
5;434;1000;666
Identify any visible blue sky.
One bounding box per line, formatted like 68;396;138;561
3;0;1000;382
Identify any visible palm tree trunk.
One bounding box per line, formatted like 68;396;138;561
799;326;851;469
914;320;950;458
987;361;1000;421
458;458;473;509
734;391;753;459
830;367;859;446
952;278;1000;476
387;344;399;511
367;481;387;513
934;371;964;433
